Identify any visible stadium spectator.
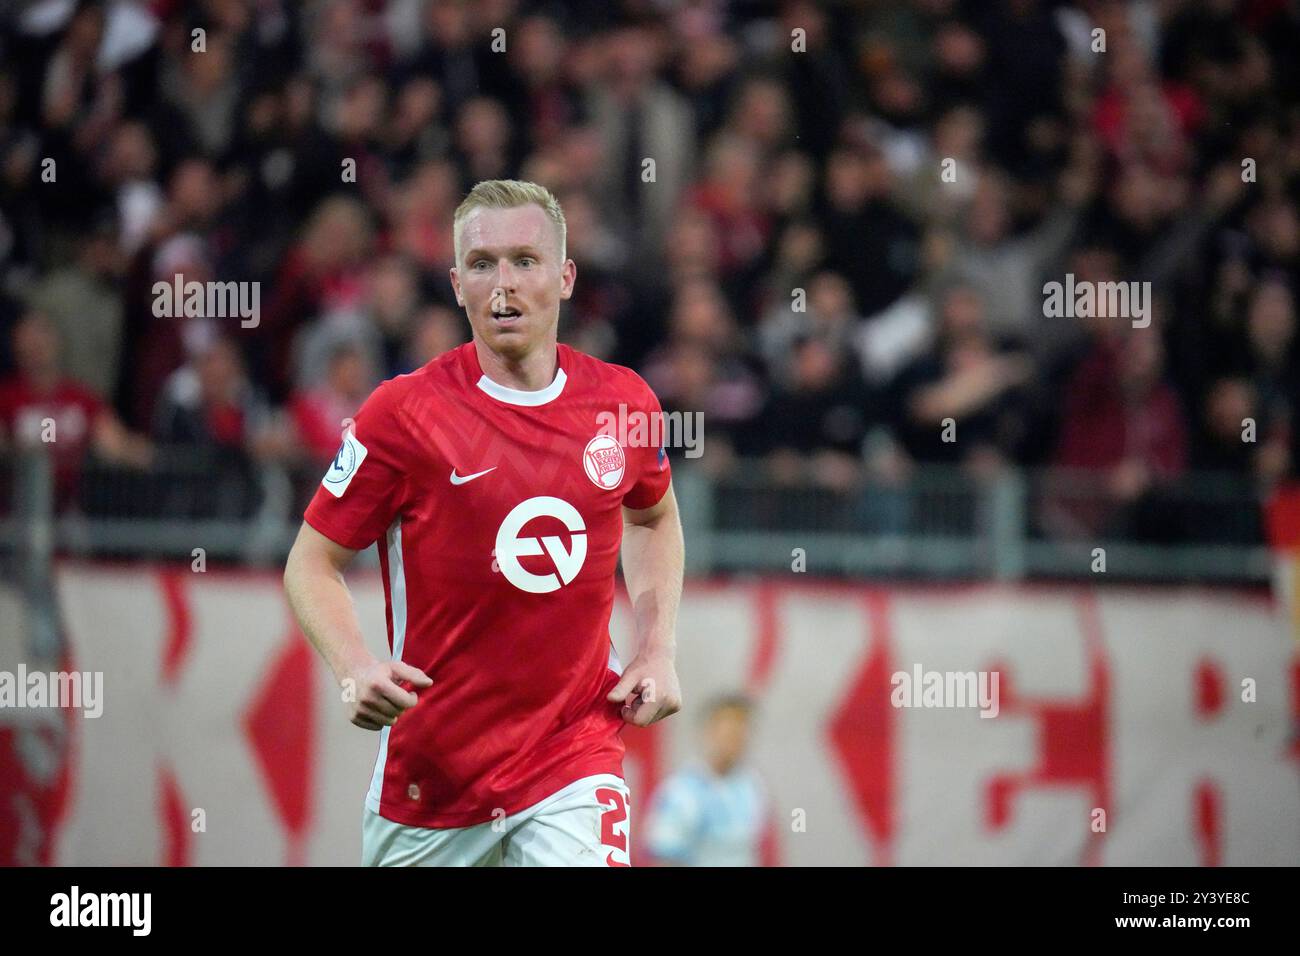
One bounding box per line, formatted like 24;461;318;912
1241;279;1298;443
257;195;374;402
0;311;151;511
891;282;1034;475
761;333;873;494
1049;328;1189;541
946;167;1085;346
288;340;376;463
25;216;124;399
758;269;860;380
152;331;285;464
405;304;465;371
589;15;695;269
683;135;771;287
820;143;919;318
644;694;772;867
1194;377;1263;476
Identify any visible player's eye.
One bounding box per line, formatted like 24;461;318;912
517;257;535;267
471;259;490;271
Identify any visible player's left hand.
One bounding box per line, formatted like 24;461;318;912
607;652;682;727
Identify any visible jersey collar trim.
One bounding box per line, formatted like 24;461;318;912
475;367;568;406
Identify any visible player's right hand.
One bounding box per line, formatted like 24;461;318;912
346;659;433;731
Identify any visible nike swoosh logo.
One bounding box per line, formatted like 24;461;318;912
449;466;497;485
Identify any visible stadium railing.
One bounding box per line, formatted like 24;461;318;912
0;448;1275;584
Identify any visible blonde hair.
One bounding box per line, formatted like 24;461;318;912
452;179;567;265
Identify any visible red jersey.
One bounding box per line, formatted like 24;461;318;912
0;376;105;508
303;342;672;827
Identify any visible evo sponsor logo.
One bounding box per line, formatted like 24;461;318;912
890;664;1000;718
0;665;102;718
494;496;587;594
50;886;151;936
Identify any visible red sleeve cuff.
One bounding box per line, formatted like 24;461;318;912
303;508;377;551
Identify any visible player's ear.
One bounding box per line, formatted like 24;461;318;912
559;258;577;300
449;267;464;306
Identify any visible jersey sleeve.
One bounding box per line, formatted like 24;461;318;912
621;373;673;510
303;379;411;550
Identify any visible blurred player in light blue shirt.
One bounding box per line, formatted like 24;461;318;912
644;694;771;866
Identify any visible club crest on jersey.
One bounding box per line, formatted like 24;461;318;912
583;435;626;490
322;431;368;498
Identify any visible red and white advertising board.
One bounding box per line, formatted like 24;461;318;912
1;566;1295;865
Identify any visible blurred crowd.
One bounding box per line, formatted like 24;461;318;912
0;0;1298;542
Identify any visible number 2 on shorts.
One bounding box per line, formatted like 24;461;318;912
596;787;630;866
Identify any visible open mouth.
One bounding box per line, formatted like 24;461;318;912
491;307;523;324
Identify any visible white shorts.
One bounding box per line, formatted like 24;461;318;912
361;773;631;867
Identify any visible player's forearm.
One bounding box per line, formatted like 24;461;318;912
620;510;684;660
284;550;374;682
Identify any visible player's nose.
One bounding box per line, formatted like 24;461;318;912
496;258;518;289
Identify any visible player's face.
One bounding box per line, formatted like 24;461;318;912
450;204;576;362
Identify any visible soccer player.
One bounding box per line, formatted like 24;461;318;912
283;180;684;866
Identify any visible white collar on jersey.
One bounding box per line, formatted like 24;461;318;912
475;367;568;406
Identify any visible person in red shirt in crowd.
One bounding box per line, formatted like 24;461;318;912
0;311;152;511
682;137;771;281
1090;38;1204;174
1048;327;1189;540
288;342;377;462
257;197;375;403
151;331;293;518
152;331;288;456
